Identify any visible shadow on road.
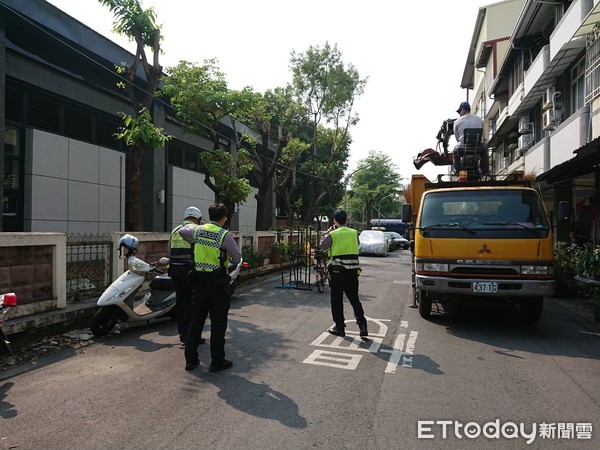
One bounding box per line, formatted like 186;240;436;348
0;382;17;419
203;373;307;429
425;298;600;361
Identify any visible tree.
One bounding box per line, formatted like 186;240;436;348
275;137;311;227
289;42;366;225
161;60;255;222
99;0;165;230
349;151;402;226
295;126;347;221
246;87;296;230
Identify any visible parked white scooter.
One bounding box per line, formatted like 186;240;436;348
90;234;175;336
90;234;245;336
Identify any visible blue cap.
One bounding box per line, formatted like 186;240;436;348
457;102;471;113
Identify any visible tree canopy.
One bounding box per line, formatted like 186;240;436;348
348;151;403;225
289;42;366;224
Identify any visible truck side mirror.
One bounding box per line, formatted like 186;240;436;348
402;204;412;223
557;201;570;221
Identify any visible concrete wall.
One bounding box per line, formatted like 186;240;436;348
238;187;258;235
0;232;66;314
549;106;590;167
524;140;546;175
25;129;125;234
166;166;215;232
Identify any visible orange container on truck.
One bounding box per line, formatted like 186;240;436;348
402;174;555;322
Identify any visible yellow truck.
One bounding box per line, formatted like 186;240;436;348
402;174;555;323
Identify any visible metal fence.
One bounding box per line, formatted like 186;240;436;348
66;233;113;301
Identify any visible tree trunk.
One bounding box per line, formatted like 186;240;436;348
224;199;235;228
130;145;144;231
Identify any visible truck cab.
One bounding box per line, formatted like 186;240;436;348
403;176;554;323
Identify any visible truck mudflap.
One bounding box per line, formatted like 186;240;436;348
415;275;554;298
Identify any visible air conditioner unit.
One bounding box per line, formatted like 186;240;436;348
517;135;531;152
518;116;531;134
543;109;556;130
542;86;555;110
507;142;518;151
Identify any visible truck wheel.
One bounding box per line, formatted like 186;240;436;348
90;306;122;336
417;289;432;319
520;297;543;323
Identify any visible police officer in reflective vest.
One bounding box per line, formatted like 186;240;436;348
169;206;203;345
179;203;241;372
319;209;368;338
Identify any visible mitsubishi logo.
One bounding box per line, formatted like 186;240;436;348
478;243;491;254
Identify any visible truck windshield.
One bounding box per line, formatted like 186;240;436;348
419;189;550;239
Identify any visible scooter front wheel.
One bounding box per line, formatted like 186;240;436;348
90;305;122;336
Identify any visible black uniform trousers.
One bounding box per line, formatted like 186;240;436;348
169;264;194;342
329;266;366;328
185;271;231;365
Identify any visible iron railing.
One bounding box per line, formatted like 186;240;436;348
66;233;113;301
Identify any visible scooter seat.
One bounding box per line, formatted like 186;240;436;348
149;274;175;291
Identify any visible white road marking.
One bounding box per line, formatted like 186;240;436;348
381;333;407;374
380;323;419;373
310;332;383;353
303;318;419;372
402;331;419;368
303;350;363;370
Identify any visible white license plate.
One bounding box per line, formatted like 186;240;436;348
472;281;498;293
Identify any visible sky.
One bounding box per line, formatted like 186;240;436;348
45;0;497;184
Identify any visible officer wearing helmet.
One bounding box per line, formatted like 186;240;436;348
169;206;204;345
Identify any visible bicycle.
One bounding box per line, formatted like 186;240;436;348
313;249;330;293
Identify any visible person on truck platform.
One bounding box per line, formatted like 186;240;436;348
453;101;489;175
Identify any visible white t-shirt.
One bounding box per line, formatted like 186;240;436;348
453;113;483;144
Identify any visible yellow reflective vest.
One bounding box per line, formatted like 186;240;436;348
170;220;194;265
329;226;360;270
193;222;229;272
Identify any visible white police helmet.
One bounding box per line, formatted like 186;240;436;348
118;234;139;252
183;206;202;221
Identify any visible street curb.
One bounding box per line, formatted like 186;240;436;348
2;264;288;344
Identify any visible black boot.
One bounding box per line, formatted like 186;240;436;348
358;321;368;337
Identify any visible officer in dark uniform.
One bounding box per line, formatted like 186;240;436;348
168;206;203;345
319;209;368;338
179;203;241;372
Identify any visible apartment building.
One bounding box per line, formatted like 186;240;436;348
463;0;600;244
1;0;271;235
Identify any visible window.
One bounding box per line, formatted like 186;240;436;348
5;87;22;123
3;126;24;231
168;140;203;172
586;26;600;104
95;115;121;149
64;106;92;142
571;57;585;112
27;94;60;133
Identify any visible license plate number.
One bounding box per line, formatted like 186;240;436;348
473;281;498;293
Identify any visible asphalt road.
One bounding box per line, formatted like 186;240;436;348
1;251;599;449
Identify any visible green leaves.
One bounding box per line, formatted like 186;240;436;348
98;0;161;49
349;151;403;220
115;107;171;148
199;148;253;206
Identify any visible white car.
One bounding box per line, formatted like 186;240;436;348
359;230;388;256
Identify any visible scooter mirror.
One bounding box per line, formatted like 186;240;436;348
158;257;170;265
